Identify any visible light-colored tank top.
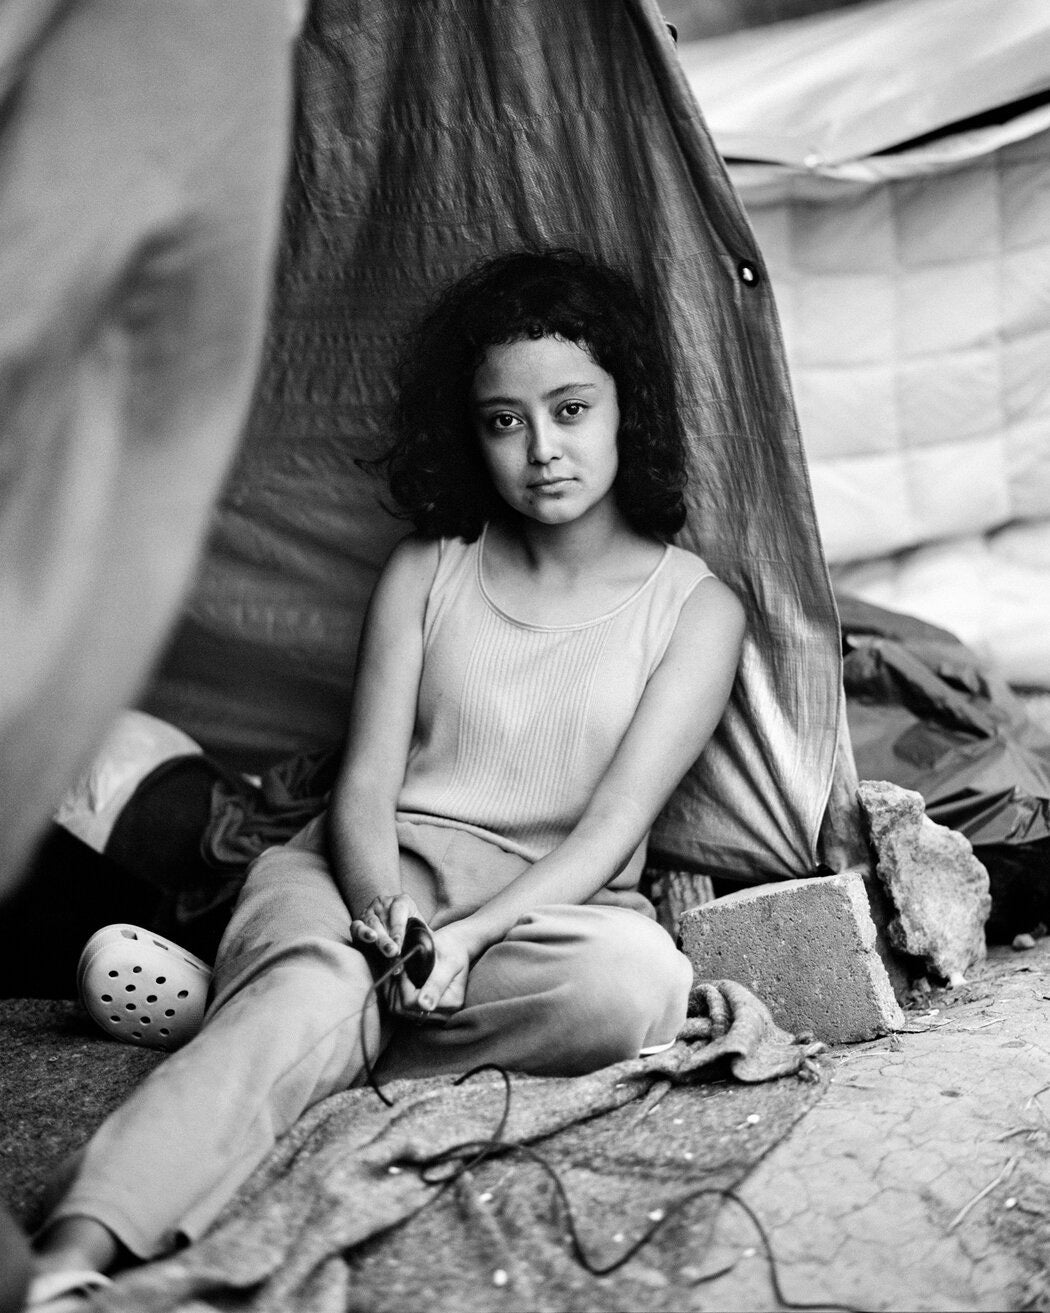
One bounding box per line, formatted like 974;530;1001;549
395;528;715;887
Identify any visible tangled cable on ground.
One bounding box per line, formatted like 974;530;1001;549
359;947;869;1313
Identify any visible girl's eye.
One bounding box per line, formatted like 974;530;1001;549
488;412;520;432
559;401;587;419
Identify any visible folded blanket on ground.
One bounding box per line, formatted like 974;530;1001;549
94;981;824;1313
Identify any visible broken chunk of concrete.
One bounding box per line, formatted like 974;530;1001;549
677;870;904;1045
858;779;991;985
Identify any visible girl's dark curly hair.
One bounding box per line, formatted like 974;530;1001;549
377;248;689;540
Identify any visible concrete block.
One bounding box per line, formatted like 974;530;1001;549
858;866;912;1002
677;870;905;1045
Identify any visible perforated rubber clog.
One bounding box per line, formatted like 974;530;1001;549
77;924;211;1051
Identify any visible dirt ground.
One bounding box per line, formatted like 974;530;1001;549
683;937;1050;1312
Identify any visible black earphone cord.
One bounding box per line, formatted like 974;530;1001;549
355;944;867;1311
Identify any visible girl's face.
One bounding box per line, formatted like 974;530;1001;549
470;335;621;530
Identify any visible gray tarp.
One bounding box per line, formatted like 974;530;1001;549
145;0;846;883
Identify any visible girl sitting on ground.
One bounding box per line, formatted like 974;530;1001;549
29;248;745;1306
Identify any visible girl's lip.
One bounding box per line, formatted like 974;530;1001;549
529;477;573;488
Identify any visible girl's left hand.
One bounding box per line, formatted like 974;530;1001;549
392;922;475;1019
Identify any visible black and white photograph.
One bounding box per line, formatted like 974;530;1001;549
2;1;1049;1310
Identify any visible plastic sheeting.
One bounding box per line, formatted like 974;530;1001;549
841;595;1050;937
145;0;847;883
677;0;1050;692
842;597;1050;848
679;0;1050;567
677;0;1050;168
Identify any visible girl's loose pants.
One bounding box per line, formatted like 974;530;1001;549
48;820;692;1258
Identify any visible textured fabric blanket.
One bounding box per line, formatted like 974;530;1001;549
91;981;824;1313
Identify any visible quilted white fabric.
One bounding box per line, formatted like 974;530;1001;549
684;0;1050;681
740;119;1050;566
745;124;1050;569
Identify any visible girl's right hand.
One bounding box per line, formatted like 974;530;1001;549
350;893;423;962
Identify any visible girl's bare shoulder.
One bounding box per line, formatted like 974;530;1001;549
677;570;746;647
361;535;445;634
377;533;443;591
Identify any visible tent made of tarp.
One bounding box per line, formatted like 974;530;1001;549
134;0;859;885
680;0;1050;684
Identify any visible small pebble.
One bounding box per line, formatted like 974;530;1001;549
478;1191;493;1204
612;1232;625;1244
387;1166;401;1175
1004;1197;1018;1209
746;1113;761;1125
492;1269;509;1288
683;1151;694;1161
647;1208;665;1222
742;1247;757;1258
1013;933;1037;951
672;1117;684;1125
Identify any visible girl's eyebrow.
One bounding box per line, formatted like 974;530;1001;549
474;382;597;407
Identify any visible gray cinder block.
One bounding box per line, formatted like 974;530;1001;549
677;870;905;1045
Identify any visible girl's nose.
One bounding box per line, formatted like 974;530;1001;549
527;419;561;465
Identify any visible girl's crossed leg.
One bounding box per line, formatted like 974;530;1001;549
39;836;691;1264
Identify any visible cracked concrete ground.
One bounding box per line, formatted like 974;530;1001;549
684;938;1050;1312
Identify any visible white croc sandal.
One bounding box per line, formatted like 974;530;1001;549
26;1268;111;1311
77;924;211;1051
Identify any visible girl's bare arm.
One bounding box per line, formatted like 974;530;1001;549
415;576;745;1010
326;536;438;955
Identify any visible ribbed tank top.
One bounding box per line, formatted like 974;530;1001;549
395;528;715;884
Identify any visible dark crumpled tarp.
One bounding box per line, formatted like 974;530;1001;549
840;594;1050;937
91;981;824;1313
204;747;341;870
144;0;849;885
